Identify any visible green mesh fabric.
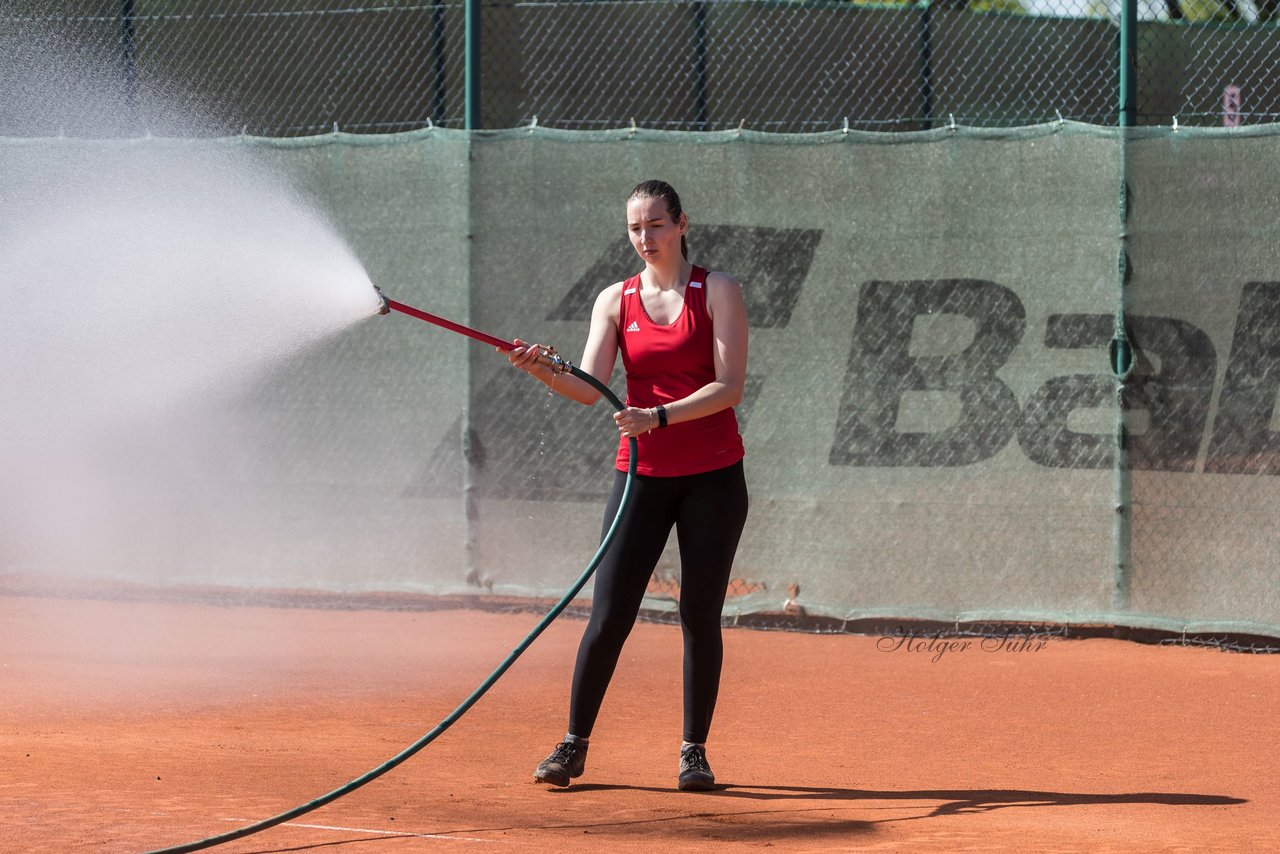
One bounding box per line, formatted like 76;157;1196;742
3;123;1277;636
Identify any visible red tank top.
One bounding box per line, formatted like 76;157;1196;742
614;266;745;477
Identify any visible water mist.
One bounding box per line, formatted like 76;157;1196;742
0;21;384;587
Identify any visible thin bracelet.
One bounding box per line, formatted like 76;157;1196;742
656;404;668;428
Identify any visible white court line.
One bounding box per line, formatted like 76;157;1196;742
221;818;502;843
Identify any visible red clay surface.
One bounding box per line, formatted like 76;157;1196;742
2;593;1276;853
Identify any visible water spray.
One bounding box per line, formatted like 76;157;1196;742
145;288;634;854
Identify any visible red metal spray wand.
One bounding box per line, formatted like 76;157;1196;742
377;289;568;372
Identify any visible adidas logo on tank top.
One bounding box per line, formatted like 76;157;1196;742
625;320;640;332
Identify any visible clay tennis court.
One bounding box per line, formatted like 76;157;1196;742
2;586;1276;853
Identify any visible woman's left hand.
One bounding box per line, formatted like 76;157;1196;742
614;406;656;439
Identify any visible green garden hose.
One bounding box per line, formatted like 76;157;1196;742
145;363;633;853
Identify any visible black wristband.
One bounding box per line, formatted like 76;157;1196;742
656;404;668;428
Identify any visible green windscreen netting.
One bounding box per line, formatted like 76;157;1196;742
1125;127;1280;634
2;123;1277;636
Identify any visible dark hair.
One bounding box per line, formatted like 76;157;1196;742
628;179;687;259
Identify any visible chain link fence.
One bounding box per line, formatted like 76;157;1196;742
506;0;1117;130
5;0;1280;136
2;1;467;136
1137;11;1280;125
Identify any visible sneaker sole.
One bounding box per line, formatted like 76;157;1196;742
678;776;716;792
533;767;583;787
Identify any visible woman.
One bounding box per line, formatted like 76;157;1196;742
506;180;749;791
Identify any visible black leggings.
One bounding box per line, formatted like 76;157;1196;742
568;460;748;745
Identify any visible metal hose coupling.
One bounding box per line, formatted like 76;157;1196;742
535;346;572;374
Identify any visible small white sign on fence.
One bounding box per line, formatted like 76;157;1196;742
1224;85;1242;127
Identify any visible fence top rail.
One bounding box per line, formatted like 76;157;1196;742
10;118;1280;147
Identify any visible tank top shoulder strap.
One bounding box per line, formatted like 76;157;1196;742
686;265;709;320
621;272;642;299
617;272;642;337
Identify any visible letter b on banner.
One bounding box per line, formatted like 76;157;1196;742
830;279;1024;467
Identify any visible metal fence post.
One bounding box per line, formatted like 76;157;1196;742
693;0;710;131
1119;0;1136;127
463;0;481;586
918;0;935;131
118;0;139;133
432;1;448;126
465;0;481;129
1113;0;1137;615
